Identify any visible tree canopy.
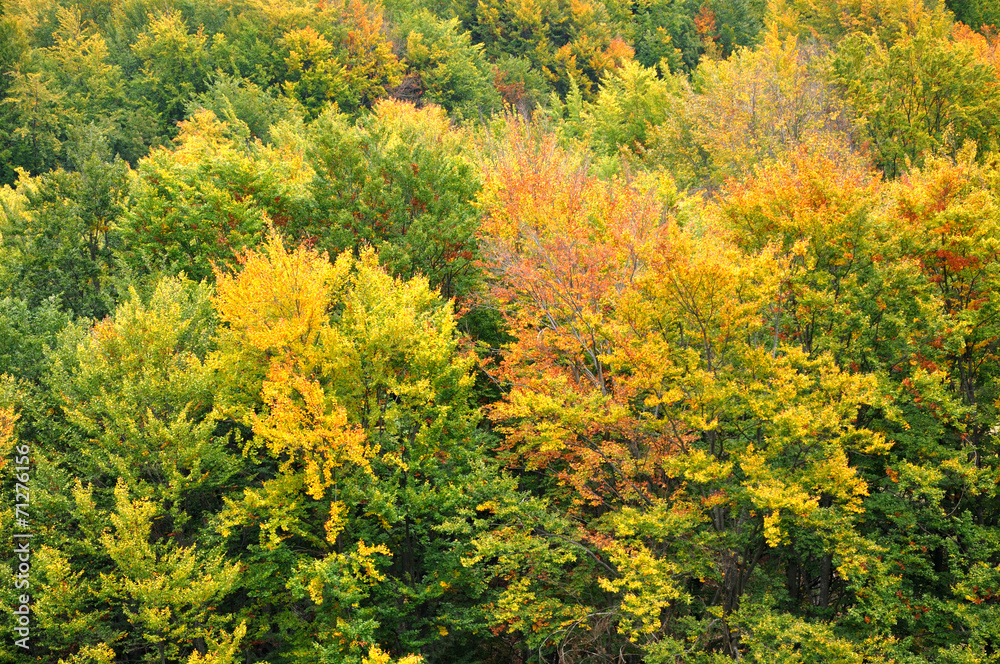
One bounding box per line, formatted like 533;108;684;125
3;0;1000;662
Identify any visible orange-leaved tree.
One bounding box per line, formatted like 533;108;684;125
471;123;886;660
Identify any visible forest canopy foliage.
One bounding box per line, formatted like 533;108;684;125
3;0;1000;663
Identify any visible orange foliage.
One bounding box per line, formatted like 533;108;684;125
953;22;1000;80
479;125;674;504
478;125;785;507
694;5;718;42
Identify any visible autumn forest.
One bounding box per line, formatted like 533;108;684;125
2;0;1000;662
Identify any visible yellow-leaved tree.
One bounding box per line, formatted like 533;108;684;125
468;122;887;661
211;234;500;662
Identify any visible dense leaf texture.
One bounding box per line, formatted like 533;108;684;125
3;0;1000;662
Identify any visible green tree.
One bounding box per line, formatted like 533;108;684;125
0;12;30;184
40;5;155;166
606;0;702;71
130;10;212;137
550;59;685;165
470;0;635;97
17;276;245;663
713;143;1000;661
946;0;1000;31
2;69;65;174
0;296;70;382
212;0;403;117
187;73;300;145
399;10;501;120
121;109;310;282
858;150;1000;659
0;140;128;319
98;480;244;664
305;100;482;299
833;20;1000;177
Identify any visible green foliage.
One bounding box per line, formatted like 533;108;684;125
946;0;1000;31
607;0;702;71
218;0;404;117
708;0;767;55
550;59;685;163
45;275;227;516
768;0;932;45
121;100;482;301
469;0;635;97
0;140;128;318
22;275;243;663
44;8;127;136
400;10;501;119
121;109;310;281
188;73;301;144
98;479;243;664
490;54;552;114
2;68;65;175
210;236;505;662
0;297;70;382
305;100;482;299
5;0;1000;661
833;21;1000;177
130;10;213;136
0;13;32;183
